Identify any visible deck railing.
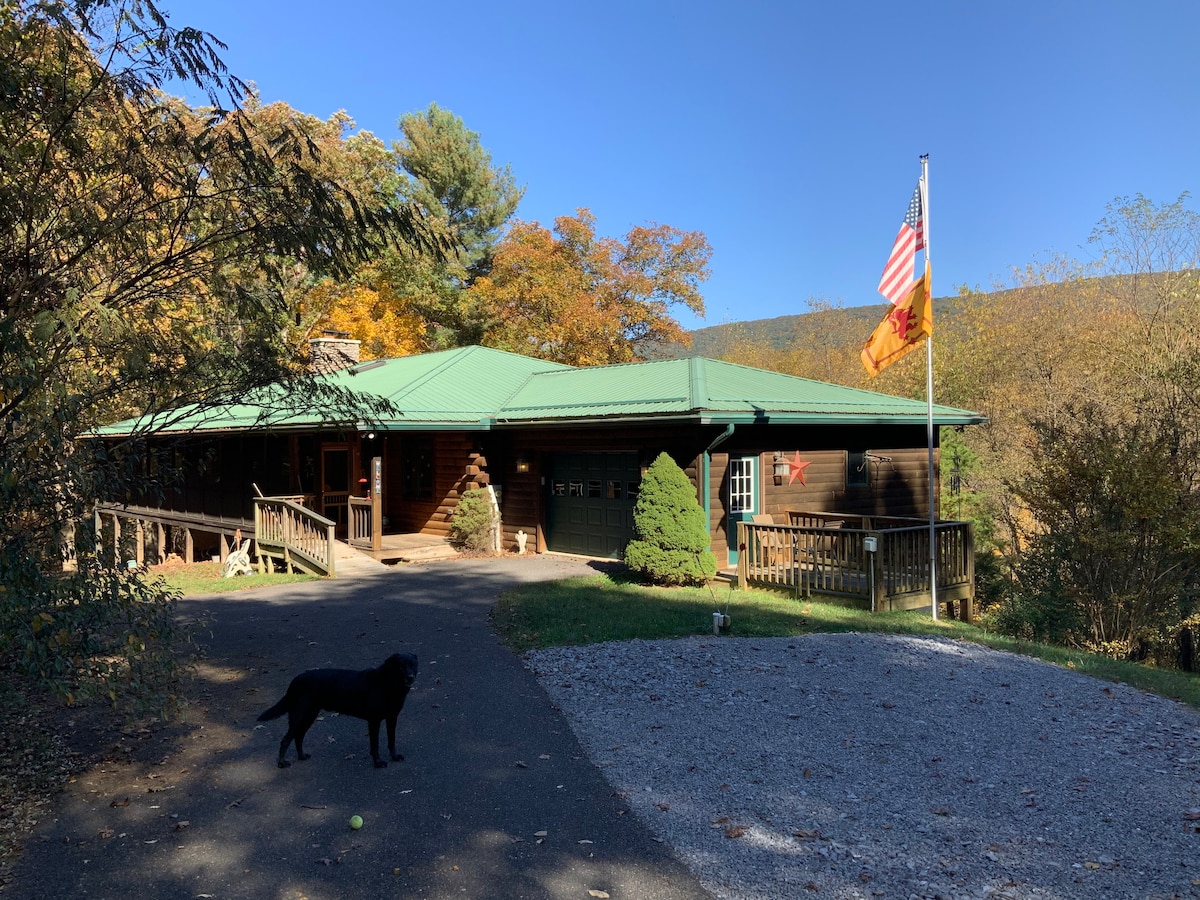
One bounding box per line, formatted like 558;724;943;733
348;493;382;553
253;496;337;577
736;515;975;619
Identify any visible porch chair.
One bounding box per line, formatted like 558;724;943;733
751;514;788;567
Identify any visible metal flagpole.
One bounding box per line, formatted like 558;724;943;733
921;154;938;621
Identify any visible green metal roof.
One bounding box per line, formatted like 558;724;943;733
496;357;983;425
94;346;984;436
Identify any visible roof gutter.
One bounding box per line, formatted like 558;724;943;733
700;423;735;545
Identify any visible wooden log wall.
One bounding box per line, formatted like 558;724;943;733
494;423;708;554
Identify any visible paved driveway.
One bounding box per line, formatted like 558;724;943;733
9;556;711;899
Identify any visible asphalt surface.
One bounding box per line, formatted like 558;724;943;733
9;556;712;900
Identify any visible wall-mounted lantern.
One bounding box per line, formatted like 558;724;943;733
515;456;531;474
772;451;790;486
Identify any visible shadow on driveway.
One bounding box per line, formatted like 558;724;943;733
9;556;711;900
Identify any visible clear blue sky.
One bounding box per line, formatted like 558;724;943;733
164;0;1200;332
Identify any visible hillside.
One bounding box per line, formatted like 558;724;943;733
660;295;960;359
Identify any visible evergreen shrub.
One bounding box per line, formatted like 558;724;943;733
624;452;717;586
449;488;495;553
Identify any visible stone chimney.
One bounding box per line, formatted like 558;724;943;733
308;329;361;374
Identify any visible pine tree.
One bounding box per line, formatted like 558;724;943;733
625;453;717;586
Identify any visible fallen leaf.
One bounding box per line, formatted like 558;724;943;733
1084;861;1100;870
725;825;749;838
1183;809;1200;821
534;830;548;837
538;754;551;760
711;816;730;824
654;803;670;812
515;761;528;768
589;892;611;899
110;798;130;808
578;839;593;844
793;828;822;840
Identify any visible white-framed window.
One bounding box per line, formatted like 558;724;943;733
729;457;757;512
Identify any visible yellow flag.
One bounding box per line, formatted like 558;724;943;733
860;263;932;377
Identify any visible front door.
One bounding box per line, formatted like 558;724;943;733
320;443;350;536
726;455;758;565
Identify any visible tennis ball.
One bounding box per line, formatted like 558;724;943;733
349;815;364;830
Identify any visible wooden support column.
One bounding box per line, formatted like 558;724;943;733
184;527;194;563
111;515;121;568
870;532;886;613
135;520;145;567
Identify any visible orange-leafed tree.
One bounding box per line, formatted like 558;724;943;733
468;209;711;365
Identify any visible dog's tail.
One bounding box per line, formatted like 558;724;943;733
257;696;289;722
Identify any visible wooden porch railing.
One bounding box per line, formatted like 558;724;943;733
348;493;382;553
736;515;975;619
253;496;337;578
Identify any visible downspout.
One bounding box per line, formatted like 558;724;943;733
692;356;735;549
702;424;735;546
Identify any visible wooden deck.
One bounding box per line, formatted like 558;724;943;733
735;512;975;620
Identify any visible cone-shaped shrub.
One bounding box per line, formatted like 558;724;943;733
624;452;718;586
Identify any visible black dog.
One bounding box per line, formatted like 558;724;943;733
258;653;418;769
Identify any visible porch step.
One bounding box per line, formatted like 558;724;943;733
382;541;459;563
339;534;460;565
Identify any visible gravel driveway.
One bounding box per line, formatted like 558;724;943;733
526;633;1200;900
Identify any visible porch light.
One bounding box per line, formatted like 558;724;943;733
772;451;790;486
515;456;531;474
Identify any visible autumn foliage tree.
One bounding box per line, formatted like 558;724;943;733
303;103;524;355
0;0;439;716
469;209;711;364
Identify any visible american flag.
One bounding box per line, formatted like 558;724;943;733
877;182;925;305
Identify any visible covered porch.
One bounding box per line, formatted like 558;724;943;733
733;511;976;620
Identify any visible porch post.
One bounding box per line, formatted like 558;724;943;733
371;456;382;553
870;532;886;612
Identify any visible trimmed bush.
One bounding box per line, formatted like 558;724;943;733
625;452;717;586
449;488;496;553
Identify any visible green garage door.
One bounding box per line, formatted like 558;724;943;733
547;452;640;558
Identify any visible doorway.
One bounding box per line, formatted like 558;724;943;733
320;443;350;535
726;455;759;565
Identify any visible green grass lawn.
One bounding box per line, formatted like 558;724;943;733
151;561;315;595
493;574;1200;709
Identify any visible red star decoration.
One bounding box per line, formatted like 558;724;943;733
788;451;811;485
